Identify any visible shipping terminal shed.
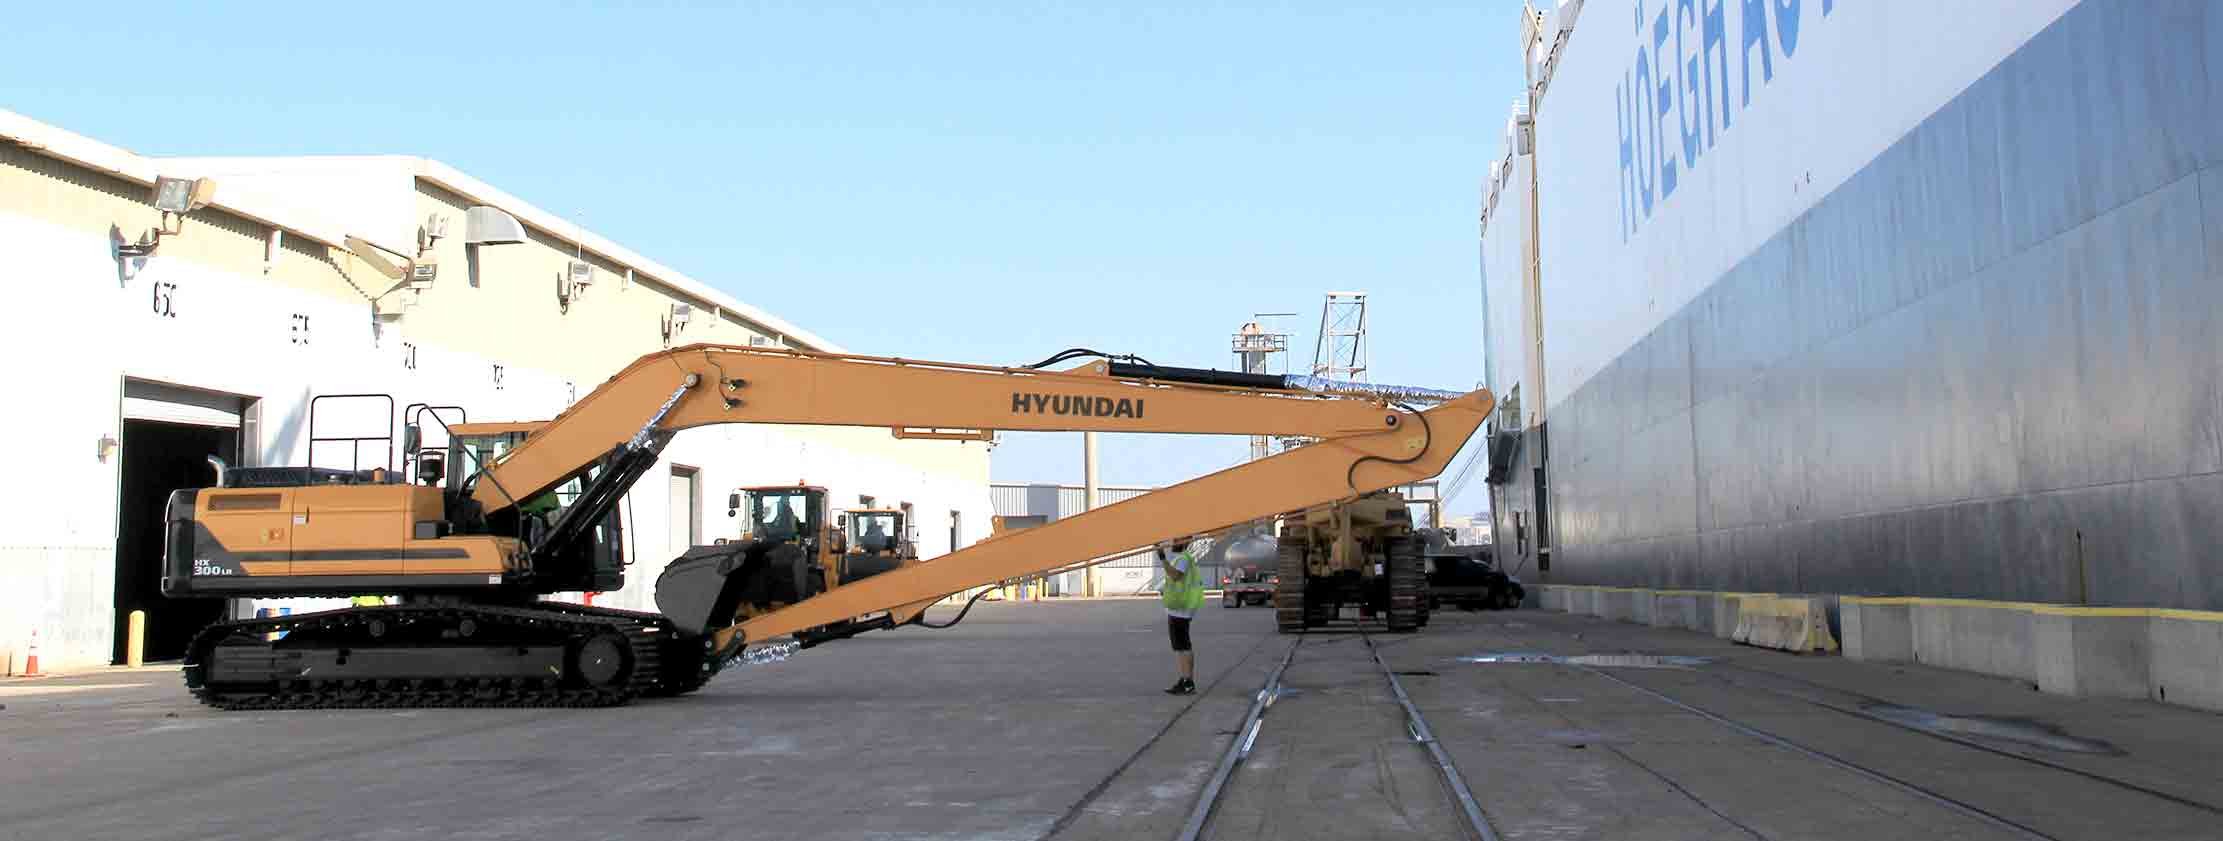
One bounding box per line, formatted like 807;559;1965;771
7;2;2223;840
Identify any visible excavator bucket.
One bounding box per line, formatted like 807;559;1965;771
655;540;811;635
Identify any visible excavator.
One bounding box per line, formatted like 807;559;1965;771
160;343;1491;708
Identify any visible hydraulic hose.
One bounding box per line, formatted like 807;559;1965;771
1344;402;1430;494
915;585;1000;629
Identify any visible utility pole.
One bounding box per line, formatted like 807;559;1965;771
1083;431;1100;597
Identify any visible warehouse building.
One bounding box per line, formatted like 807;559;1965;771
0;110;993;671
1479;0;2221;609
989;482;1161;595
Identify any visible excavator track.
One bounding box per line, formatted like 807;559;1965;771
181;603;703;710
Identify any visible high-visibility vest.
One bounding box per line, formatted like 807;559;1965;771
1161;551;1205;613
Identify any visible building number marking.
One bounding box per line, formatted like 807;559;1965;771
150;282;178;318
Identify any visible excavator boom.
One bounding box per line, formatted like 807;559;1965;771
473;344;1419;512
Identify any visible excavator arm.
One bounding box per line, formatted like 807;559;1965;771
468;343;1490;658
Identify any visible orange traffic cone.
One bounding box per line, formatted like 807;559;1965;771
22;629;40;677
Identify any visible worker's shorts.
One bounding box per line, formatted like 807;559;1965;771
1167;616;1193;652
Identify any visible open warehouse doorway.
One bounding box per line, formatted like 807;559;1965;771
113;380;249;663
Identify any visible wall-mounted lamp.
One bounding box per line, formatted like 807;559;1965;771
417;213;449;257
115;176;218;259
661;303;692;344
96;434;120;463
556;260;595;312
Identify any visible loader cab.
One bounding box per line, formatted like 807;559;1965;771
844;509;907;557
733;485;830;555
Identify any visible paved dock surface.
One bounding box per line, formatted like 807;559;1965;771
3;599;2219;840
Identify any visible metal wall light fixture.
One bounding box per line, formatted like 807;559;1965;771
115;176;217;258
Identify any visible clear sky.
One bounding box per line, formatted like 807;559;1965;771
5;1;1526;516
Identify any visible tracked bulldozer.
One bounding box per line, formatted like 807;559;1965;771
1273;490;1431;633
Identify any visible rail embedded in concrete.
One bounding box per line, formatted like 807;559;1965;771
1363;634;1501;841
1177;632;1501;841
1175;638;1298;841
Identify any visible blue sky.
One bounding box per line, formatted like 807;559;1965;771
6;1;1525;515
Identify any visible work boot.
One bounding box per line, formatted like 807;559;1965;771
1164;677;1196;696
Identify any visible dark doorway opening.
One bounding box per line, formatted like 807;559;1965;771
114;419;235;663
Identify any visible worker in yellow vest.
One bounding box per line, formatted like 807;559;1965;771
1157;537;1204;695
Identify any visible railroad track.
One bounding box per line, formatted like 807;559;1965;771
1175;627;1501;841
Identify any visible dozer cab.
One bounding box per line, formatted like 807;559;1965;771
1272;490;1431;633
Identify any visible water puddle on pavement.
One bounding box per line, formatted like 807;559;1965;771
1860;703;2122;755
1461;652;1713;669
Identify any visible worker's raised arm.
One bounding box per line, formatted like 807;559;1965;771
472;343;1427;512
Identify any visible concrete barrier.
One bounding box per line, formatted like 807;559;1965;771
1713;593;1760;639
1651;593;1702;631
2148;611;2223;711
1841;597;1917;663
1913;600;2037;683
1550;583;2223;715
1600;588;1637;622
2033;607;2151;699
1732;595;1840;654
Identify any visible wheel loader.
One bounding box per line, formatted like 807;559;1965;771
159;343;1491;708
659;486;930;650
1272;490;1432;633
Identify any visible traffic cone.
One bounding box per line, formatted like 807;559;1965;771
22;629;40;677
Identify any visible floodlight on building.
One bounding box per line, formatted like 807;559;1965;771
115;176;218;258
152;176;216;213
418;213;449;255
463;206;526;246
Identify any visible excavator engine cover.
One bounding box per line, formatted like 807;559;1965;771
655;540;816;635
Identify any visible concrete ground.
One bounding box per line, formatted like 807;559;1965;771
3;600;2220;841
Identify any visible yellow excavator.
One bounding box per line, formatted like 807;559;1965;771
161;343;1490;708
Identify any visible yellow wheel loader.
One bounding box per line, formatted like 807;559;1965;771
159;344;1490;708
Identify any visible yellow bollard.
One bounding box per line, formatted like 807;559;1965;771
126;610;147;667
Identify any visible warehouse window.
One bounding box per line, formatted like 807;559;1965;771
949;510;962;552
